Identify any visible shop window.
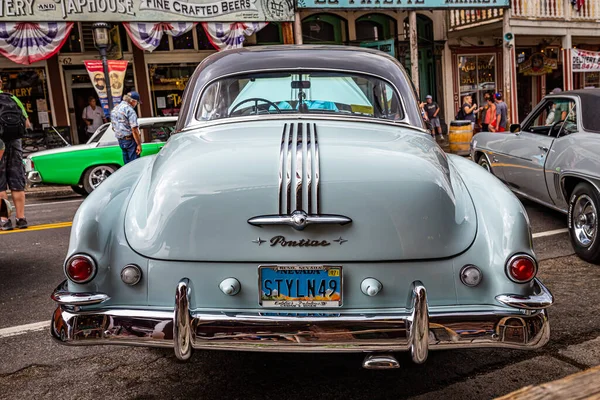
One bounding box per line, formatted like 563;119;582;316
61;23;82;53
196;25;214;50
173;29;195;50
148;64;196;117
356;14;395;42
583;72;599;88
356;21;383;42
154;35;171;51
458;54;496;108
0;68;52;131
256;23;282;44
302;14;347;44
118;24;129;52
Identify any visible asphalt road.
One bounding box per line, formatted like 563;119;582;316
1;194;599;400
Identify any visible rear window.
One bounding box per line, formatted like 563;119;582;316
195;71;404;122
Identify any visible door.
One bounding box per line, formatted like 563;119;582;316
65;69;97;145
499;98;572;203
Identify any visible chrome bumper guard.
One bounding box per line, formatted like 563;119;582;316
51;278;552;364
27;171;42;184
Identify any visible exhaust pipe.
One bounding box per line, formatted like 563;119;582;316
362;354;400;370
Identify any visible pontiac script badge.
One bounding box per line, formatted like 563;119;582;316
252;236;342;247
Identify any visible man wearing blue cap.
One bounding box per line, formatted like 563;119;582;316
111;90;142;164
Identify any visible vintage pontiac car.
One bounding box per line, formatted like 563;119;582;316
471;89;600;264
51;46;553;369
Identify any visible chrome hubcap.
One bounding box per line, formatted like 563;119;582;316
573;194;597;248
89;166;115;189
480;160;491;172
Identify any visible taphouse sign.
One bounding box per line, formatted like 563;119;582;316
0;0;295;21
297;0;509;8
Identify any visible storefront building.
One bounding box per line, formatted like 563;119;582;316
0;1;294;144
295;0;510;129
447;0;600;124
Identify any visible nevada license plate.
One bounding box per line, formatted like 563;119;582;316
259;265;342;308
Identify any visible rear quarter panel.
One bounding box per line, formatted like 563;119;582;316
547;131;600;210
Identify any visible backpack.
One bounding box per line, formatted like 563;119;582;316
455;106;466;121
0;92;26;141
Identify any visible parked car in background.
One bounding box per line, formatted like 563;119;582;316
471;89;600;264
51;46;552;369
26;117;177;195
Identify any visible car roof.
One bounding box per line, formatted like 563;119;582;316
176;45;422;130
545;89;600;132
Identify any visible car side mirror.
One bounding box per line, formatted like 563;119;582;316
509;124;521;133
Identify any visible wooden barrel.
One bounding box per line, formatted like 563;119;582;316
448;121;473;155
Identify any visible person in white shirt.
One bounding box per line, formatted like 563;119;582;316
82;96;106;137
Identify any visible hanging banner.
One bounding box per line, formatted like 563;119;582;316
0;0;294;21
108;60;128;106
123;22;196;52
518;53;558;76
572;49;600;72
203;22;267;51
0;22;74;65
297;0;509;8
359;39;395;57
84;60;110;118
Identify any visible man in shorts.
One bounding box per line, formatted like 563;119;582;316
0;79;31;230
424;95;444;140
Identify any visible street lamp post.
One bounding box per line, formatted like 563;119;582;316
92;22;114;112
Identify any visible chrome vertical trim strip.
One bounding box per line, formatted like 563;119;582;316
314;123;320;214
306;124;313;214
278;124;287;215
286;124;293;215
295;123;303;212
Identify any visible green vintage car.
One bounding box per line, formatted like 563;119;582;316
26;117;177;195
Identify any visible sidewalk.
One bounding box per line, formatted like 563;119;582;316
7;185;78;199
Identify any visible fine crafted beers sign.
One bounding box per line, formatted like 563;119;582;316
0;0;294;21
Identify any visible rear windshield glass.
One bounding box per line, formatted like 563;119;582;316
195;71;404;122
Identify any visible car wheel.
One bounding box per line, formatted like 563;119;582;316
568;182;600;264
477;154;492;173
82;165;117;194
70;185;88;197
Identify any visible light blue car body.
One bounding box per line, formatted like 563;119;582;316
51;46;552;365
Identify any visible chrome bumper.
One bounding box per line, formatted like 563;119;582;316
27;171;42;183
51;279;552;364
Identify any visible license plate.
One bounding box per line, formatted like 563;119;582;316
259;265;342;308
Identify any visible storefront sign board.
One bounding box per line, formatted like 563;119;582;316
572;49;600;72
359;39;395;57
297;0;508;8
0;0;294;21
518;53;557;76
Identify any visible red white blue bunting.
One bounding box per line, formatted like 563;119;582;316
123;22;196;52
0;22;74;65
202;22;268;51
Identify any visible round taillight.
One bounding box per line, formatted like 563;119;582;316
460;265;483;287
65;254;96;284
506;254;537;283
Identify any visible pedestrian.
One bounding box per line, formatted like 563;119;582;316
493;92;508;132
82;96;106;138
111;91;142;165
0;79;31;231
462;95;479;130
424;95;444;140
549;88;568;123
482;94;496;132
